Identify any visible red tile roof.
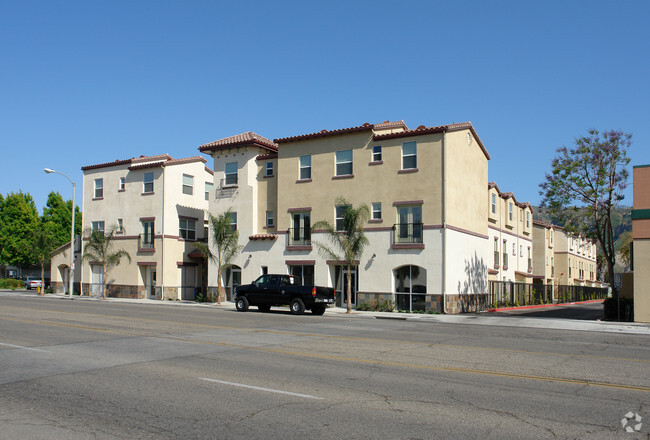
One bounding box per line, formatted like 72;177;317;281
488;182;532;210
198;132;278;153
274;122;375;143
82;154;210;172
249;234;278;240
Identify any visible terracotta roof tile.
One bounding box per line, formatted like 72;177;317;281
488;182;532;210
198;132;278;153
249;234;278;240
274;123;375;143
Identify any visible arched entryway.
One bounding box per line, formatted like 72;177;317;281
394;265;427;312
57;264;69;294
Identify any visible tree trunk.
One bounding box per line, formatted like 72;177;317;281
216;262;223;305
102;266;107;300
346;264;352;314
40;261;45;296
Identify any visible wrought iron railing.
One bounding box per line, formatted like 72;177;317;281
392;223;423;244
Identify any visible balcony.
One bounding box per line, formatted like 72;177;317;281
392;223;424;248
138;234;155;251
288;228;311;247
216;178;238;198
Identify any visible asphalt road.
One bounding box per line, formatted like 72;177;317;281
1;294;649;439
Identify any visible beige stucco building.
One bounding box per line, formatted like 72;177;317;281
199;121;491;313
632;164;650;323
487;183;533;283
78;154;213;299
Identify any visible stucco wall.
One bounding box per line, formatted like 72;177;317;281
633;239;650;323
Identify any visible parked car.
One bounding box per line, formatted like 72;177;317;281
234;274;335;315
24;277;43;290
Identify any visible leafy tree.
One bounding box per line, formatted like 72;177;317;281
41;192;82;247
540;129;631;297
0;192;40;270
196;210;242;304
0;193;4;278
618;231;632;269
312;197;370;314
31;225;57;295
81;226;131;299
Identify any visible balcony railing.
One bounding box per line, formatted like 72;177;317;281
216;178;238;198
138;234;155;250
392;223;423;244
288;228;311;246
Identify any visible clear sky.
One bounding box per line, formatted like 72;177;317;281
1;0;648;213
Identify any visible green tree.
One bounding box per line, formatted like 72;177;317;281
539;129;631;297
618;231;632;268
41;191;82;247
81;226;131;299
312;198;370;314
0;192;40;271
196;210;242;304
31;225;57;295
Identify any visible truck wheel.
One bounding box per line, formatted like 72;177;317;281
290;298;305;315
236;297;249;312
258;304;271;313
312;305;326;316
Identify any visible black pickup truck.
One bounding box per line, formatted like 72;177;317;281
233;274;335;315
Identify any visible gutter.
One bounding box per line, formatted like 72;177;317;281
161;166;165;299
442;131;448;314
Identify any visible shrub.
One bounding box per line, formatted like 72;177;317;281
356;299;394;312
0;279;24;289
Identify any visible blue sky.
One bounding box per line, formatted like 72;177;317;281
1;0;648;212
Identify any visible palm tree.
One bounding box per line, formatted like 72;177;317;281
32;226;56;295
312;197;369;314
196;210;242;304
82;225;131;299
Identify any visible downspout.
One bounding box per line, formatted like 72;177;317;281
160;165;165;300
442;131;448;314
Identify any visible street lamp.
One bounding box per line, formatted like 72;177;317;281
44;168;76;299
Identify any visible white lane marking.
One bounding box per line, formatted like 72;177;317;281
0;342;51;353
200;378;323;400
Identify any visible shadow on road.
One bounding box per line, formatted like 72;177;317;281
491;302;605;321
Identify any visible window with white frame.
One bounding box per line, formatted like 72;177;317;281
141;220;154;248
512;243;516;255
266;211;274;227
372;145;382;162
520;244;523;257
494;238;499;267
117;218;124;233
143;172;154;193
402;141;417;169
299;155;311;180
503;240;508;268
94;179;103;198
228;212;237;232
179;218;196;240
91;221;105;233
509;202;513;221
526;211;530;228
336;149;353;176
396;205;423;243
335;204;351;231
290;211;310;245
265;161;274;177
372;202;382;220
225;162;238;186
182;174;193;195
204;181;213;201
491;193;496;214
119;177;125;191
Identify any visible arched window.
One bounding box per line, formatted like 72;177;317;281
394;265;427;312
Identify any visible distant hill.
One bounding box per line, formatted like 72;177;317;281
533;205;632;251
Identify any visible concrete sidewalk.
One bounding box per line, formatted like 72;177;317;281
4;290;650;335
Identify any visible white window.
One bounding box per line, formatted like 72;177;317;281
225;162;238;186
402;141;417;169
265;162;274;177
491;193;496;214
117;218;124;233
503;240;508;267
372;145;382;162
299;155;311;180
266;211;274;227
119;177;125;191
143;172;154;193
520;244;523;257
512;243;516;255
336;149;353;176
335;204;351;231
182;174;193;195
204;182;213;201
526;211;530;228
91;221;104;233
509;203;513;221
141;220;154;247
94;178;103;198
228;212;237;232
372;202;382;220
179;218;196;240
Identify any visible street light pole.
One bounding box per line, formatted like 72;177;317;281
44;168;76;299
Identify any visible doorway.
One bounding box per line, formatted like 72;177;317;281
335;266;358;308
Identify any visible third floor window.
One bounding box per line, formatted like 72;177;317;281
182;174;193;195
336;149;353;176
402;141;417;170
143;172;154;193
299;155;311;180
225;162;238;186
94;178;103;198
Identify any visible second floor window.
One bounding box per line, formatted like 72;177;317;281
265;162;274;177
402;141;417;169
372;202;382;220
266;211;274;227
228;212;237;232
179;218;196;240
117;218;124;233
336;149;353;176
94;179;103;198
119;177;125;191
290;212;310;245
91;221;105;233
225;162;238;185
141;220;154;247
143;172;154;193
182;174;193;195
372;145;382;162
335;205;351;231
396;205;422;243
494;238;499;267
204;182;213;201
491;193;496;214
299;155;311;180
503;240;508;268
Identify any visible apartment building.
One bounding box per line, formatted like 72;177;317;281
532;221;599;287
199;121;490;313
632;164;650;322
79;154;213;299
487;183;533;283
